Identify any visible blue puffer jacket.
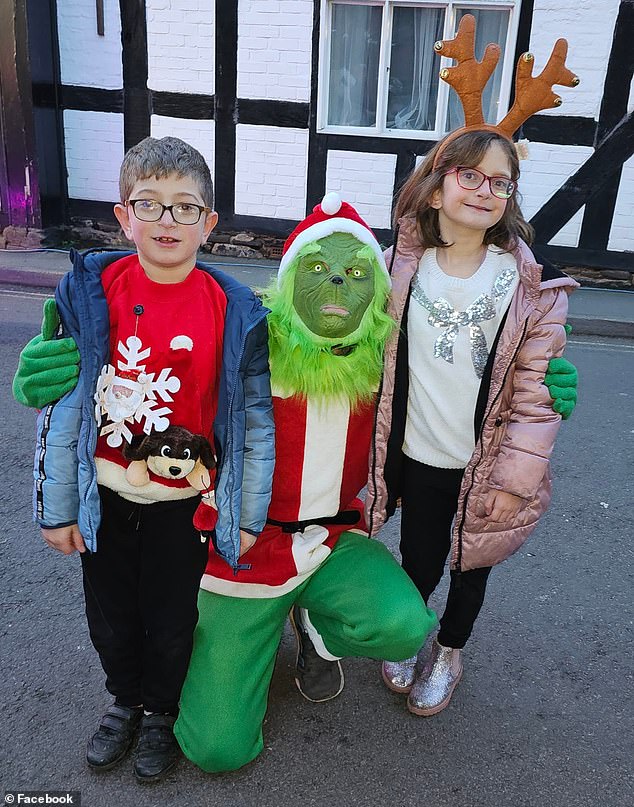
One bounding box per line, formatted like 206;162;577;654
33;249;275;570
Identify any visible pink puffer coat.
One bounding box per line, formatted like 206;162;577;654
365;217;578;571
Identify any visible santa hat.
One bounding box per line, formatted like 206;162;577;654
278;192;389;282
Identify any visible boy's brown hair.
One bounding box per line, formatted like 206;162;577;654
119;136;214;208
394;130;534;251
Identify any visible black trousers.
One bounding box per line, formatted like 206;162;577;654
81;487;208;714
400;455;491;649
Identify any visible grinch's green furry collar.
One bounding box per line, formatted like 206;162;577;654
263;267;394;406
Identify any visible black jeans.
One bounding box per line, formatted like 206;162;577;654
81;487;208;714
400;455;491;649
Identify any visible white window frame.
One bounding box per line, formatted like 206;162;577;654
317;0;522;140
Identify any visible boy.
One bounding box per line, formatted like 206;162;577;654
30;137;274;781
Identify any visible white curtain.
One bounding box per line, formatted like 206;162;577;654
328;4;382;127
447;9;509;130
388;6;444;131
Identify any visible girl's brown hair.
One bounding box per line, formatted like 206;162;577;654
393;130;534;251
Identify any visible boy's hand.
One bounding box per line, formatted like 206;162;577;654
13;298;80;408
544;356;578;420
41;524;86;555
482;490;524;522
239;530;257;557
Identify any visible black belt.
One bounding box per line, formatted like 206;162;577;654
266;509;361;534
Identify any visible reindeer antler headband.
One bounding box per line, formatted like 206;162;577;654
432;14;579;168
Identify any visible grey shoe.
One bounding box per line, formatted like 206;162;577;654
407;639;463;716
381;632;437;694
290;606;344;703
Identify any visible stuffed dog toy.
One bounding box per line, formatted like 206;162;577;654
122;425;216;492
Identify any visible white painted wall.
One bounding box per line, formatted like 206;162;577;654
529;0;621;120
608;155;634;253
146;0;215;94
57;0;122;89
237;0;313;102
52;0;633;256
150;116;215;182
235;125;309;219
64;111;124;202
519;142;593;247
325;151;397;230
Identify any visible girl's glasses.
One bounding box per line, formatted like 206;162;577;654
127;199;211;225
447;167;516;200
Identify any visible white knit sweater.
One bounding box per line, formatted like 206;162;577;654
403;246;518;469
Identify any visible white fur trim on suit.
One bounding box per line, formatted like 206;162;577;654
278;218;389;282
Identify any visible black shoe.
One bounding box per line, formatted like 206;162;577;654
290;605;344;703
133;713;180;782
86;703;143;770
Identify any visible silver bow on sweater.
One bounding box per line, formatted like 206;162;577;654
411;267;516;378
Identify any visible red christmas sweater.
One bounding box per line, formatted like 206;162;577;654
201;390;376;597
94;256;226;503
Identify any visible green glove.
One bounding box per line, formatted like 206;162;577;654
12;298;80;408
544;356;578;420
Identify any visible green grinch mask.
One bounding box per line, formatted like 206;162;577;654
292;233;377;338
263;232;394;405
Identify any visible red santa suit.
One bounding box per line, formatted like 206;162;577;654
201;389;376;596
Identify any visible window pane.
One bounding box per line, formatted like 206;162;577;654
446;8;510;130
387;6;444;131
328;3;382;127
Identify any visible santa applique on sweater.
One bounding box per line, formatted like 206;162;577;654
94;255;226;504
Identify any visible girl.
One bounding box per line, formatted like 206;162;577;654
365;128;577;716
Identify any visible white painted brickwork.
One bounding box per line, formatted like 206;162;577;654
237;0;313;102
57;0;122;89
530;0;620;120
608;155;634;252
150;116;215;182
519;142;593;247
325;151;397;230
235;125;309;219
146;0;215;94
64;111;124;202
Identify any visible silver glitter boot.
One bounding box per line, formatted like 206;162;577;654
407;639;463;716
381;632;436;694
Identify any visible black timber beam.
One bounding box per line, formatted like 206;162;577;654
579;0;634;249
530;111;634;242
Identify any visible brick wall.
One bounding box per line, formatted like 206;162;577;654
57;0;122;88
237;0;313;102
64;111;124;202
519;143;594;247
325;151;397;231
150;116;215;181
146;0;215;94
235;125;309;219
529;0;621;119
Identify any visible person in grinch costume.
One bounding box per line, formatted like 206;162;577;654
14;193;577;774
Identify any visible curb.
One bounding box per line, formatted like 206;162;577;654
0;267;63;290
1;265;632;339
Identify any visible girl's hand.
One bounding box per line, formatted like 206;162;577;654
41;524;86;555
482;490;524;522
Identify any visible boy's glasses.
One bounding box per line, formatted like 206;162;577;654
127;199;211;225
447;167;516;200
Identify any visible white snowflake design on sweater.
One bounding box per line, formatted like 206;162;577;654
94;335;182;447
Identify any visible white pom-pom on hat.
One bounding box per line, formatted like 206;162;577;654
320;192;342;216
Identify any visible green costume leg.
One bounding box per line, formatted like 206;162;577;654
174;587;295;773
297;532;437;661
